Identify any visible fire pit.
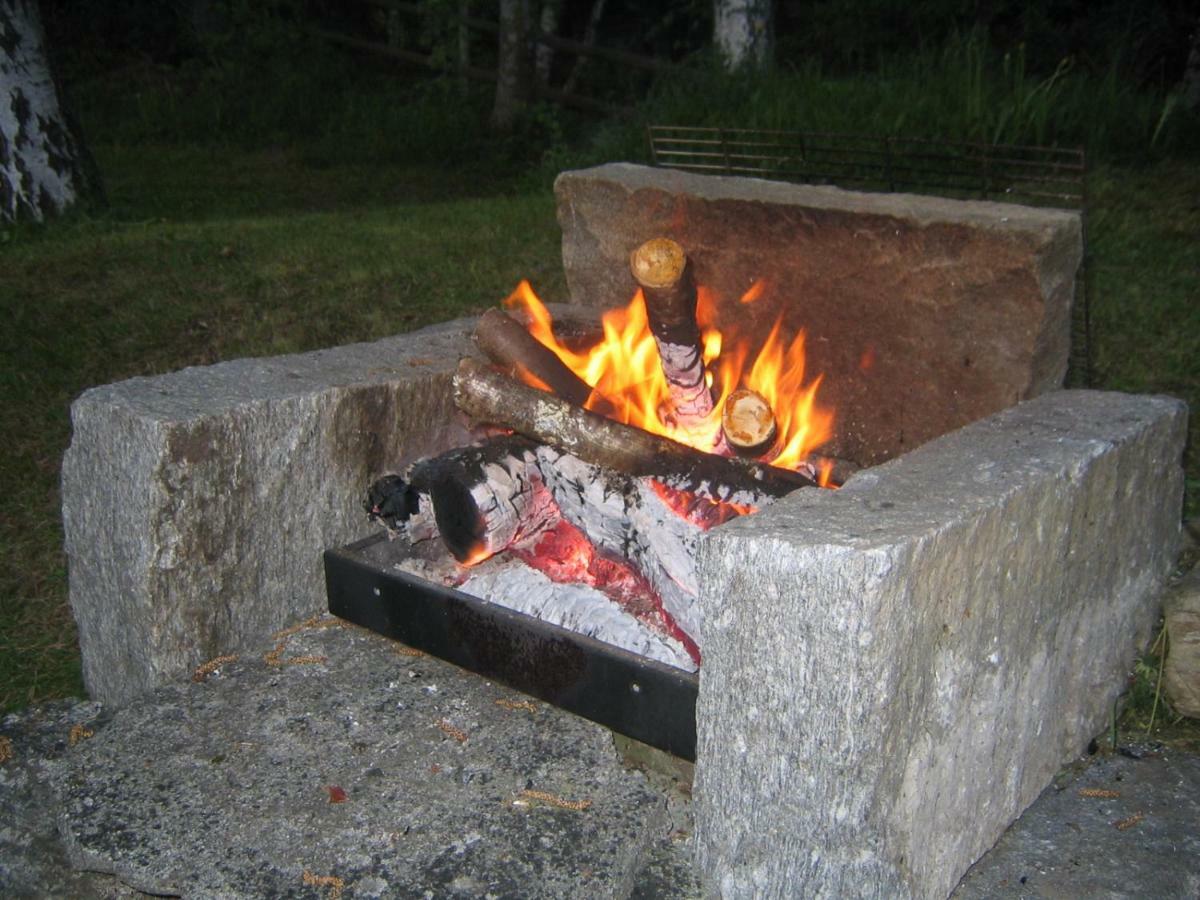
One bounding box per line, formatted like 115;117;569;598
320;164;1184;897
326;225;847;758
63;163;1186;898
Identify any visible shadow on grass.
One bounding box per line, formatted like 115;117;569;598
90;144;539;223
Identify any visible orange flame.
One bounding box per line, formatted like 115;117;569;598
739;279;767;304
503;280;834;473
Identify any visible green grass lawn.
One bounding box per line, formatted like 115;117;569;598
0;144;566;711
1;144;1196;720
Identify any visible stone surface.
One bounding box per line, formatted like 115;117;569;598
6;640;1200;898
61;320;475;707
694;389;1187;899
0;701;141;898
46;620;668;898
952;744;1200;898
555;163;1082;466
1164;566;1200;718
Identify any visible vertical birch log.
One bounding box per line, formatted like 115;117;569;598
630;238;729;453
490;0;530;131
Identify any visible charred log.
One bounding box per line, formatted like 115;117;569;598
366;473;422;530
534;446;708;647
369;435;559;564
473;308;615;417
453;356;817;506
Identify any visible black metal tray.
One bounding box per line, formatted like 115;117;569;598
324;533;699;760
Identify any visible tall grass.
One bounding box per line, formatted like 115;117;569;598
68;23;1197;185
618;30;1195;159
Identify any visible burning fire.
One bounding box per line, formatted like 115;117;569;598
504;280;834;473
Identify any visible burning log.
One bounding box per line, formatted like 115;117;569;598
629;238;724;449
369;438;707;656
534;445;706;648
721;388;777;456
472;308;616;417
453;357;816;507
369;436;559;564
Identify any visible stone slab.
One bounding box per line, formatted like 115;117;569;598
555;163;1082;465
1164;566;1200;718
47;620;667;898
0;701;140;899
952;743;1200;898
694;389;1187;899
61;320;475;707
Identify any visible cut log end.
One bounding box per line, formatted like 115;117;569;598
630;237;687;289
722;388;777;456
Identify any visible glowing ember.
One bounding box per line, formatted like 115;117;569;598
647;480;754;529
512;519;701;664
504;280;834;472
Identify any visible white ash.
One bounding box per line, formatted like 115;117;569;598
458;562;696;672
405;494;440;545
394;555;695;671
535;446;704;644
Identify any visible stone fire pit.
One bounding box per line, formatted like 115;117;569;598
58;164;1187;897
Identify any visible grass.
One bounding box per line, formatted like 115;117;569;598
1087;161;1200;525
3;143;1197;723
0;144;565;711
1;28;1197;731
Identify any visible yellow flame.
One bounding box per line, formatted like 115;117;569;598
503;280;833;472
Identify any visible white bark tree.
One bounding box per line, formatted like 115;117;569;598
490;0;530;131
1;0;98;223
1182;24;1200;112
534;0;559;88
713;0;774;71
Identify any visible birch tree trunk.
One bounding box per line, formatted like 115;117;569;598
0;0;99;223
713;0;773;71
1181;25;1200;112
490;0;529;131
534;0;559;88
562;0;606;97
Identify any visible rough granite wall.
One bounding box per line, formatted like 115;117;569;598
555;163;1082;465
694;389;1186;899
61;321;474;706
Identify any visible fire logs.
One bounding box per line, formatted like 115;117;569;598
453;357;816;507
371;436;558;564
472;308;616;417
534;445;705;647
629;238;725;449
721;388;777;456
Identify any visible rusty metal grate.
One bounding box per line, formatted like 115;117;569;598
647;125;1092;385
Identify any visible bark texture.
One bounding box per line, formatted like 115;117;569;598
453;357;816;506
1182;25;1200;111
713;0;773;70
631;238;722;444
490;0;529;130
0;0;97;222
